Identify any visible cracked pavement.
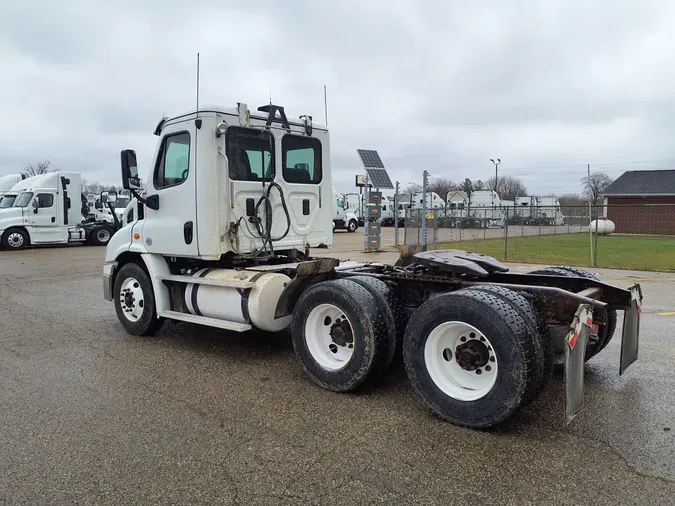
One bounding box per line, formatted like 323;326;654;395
0;243;674;505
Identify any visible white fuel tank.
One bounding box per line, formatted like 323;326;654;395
184;268;292;332
589;218;615;235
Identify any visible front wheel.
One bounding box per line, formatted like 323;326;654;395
1;228;29;250
347;220;357;233
113;262;164;336
290;279;389;392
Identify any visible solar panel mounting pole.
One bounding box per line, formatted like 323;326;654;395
421;170;428;250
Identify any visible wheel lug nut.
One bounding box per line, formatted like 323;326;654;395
485;365;491;372
329;344;338;354
475;369;482;375
480;337;485;342
489;356;495;362
460;336;466;342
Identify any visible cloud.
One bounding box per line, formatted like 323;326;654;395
1;0;674;197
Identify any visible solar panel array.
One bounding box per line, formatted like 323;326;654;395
356;149;394;189
356;149;385;168
365;168;394;189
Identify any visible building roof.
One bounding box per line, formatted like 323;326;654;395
603;169;675;196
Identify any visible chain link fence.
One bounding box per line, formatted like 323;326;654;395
401;204;675;271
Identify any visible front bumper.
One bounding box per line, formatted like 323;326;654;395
103;261;117;301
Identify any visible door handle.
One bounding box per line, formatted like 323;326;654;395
184;221;193;244
51;217;55;223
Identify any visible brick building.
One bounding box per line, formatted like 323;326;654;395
603;169;675;235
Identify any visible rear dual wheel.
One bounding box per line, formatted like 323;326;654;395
528;266;617;362
404;288;543;428
290;277;405;392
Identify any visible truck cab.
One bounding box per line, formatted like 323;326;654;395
333;190;359;233
0;172;117;250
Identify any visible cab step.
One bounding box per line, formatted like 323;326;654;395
158;310;252;332
157;274;255;289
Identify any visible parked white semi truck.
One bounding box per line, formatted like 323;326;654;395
0;173;26;206
0;172;119;250
332;190;359;232
102;101;642;429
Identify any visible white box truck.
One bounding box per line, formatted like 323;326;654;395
0;172;119;250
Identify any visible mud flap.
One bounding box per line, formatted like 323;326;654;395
565;304;594;425
620;284;642;376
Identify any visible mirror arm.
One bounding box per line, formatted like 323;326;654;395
106;202;122;229
129;188;159;211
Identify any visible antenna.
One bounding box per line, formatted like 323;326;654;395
196;52;200;116
324;84;328;126
269;85;272;105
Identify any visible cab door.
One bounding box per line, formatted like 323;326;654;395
140;121;199;256
277;133;323;237
29;192;67;243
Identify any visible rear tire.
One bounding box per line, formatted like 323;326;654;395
403;289;541;428
465;284;553;399
89;225;113;246
113;262;164;336
347;276;407;370
1;228;29;250
291;279;389;392
528;266;617;361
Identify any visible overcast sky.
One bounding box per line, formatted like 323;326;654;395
1;0;674;196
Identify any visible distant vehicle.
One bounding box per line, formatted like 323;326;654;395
512;196;564;226
0;172;120;250
467;190;505;228
333;190;359;232
0;173;25;205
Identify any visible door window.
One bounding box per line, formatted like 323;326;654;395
282;135;322;184
154;132;191;189
227;127;275;182
36;193;54;208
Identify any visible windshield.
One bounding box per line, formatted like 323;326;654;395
14;192;33;208
0;195;17;208
112;197;130;209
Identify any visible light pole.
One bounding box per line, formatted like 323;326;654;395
490;158;501;207
490;158;501;195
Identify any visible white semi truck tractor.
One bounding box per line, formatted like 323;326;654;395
102;102;643;429
0;172;119;250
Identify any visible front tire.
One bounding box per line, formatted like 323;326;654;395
347;220;357;233
291;279;389;392
113;262;164;336
1;228;29;250
403;289;541;428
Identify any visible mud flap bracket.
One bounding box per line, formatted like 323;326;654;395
565;303;594;425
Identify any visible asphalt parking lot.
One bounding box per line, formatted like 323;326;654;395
1;235;674;505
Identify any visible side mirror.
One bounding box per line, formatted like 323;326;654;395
101;190;117;204
121;150;141;190
32;199;39;213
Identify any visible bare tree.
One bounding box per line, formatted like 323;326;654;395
402;184;420;195
23;160;52;177
581;172;613;204
427;178;457;200
558;193;585;207
459;178;473;198
486;175;528;201
473;180;485;191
